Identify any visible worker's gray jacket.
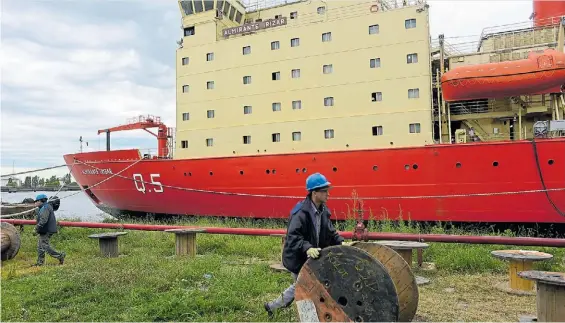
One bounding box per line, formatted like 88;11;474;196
282;197;344;274
36;202;58;234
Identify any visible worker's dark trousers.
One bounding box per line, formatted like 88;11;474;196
267;272;298;310
37;233;64;264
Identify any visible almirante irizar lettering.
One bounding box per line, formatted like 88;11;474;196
222;17;287;37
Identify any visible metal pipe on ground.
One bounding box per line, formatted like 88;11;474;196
3;219;565;247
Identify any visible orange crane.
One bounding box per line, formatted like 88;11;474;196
97;115;172;158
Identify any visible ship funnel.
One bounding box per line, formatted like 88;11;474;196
532;0;565;27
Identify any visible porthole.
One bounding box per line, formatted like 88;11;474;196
302;168;307;173
272;169;276;174
332;167;338;172
239;170;244;175
266;169;270;174
372;165;378;171
404;164;410;170
189;172;192;176
209;171;213;176
456;162;462;168
493;161;499;167
296;168;300;173
548;159;554;165
412;164;418;170
184;172;187;176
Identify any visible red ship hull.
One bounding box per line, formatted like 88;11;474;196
63;139;565;224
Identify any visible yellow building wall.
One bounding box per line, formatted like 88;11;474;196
175;0;433;159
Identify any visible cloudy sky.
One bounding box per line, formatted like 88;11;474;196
1;0;534;181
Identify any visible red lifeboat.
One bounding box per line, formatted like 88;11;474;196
532;0;565;27
440;49;565;102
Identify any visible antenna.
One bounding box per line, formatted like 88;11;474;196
79;136;83;153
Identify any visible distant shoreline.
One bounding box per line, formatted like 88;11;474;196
0;186;82;193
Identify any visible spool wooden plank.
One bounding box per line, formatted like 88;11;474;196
1;222;21;261
518;271;565;322
351;241;419;322
295;245;399;322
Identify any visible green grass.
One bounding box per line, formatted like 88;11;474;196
1;217;564;322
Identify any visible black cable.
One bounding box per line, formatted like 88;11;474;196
531;137;565;217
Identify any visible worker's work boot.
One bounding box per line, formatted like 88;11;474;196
264;303;273;318
58;252;66;265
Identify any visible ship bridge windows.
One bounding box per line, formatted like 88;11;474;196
271;41;280;50
369;24;379;34
180;1;194;15
324;129;334;139
317;6;325;14
291;38;300;47
292;132;302;141
184;26;195;36
182;57;189;65
206;52;214;61
182;85;190;93
207;81;215;89
207;110;215;118
408;88;419;98
243;135;251;144
243;46;251;55
371;92;382;102
292;100;302;109
272;133;281;142
370;58;381;68
409;123;421;133
291;69;300;78
405;18;416;29
206;138;213;147
322;32;332;42
182;112;190;121
272;71;280;80
407;53;418;64
324;97;334;106
235;11;242;23
272;102;281;111
290;11;298;19
372;126;383;136
243;76;251;84
194;0;203;13
229;6;236;20
323;64;333;74
243;105;252;114
203;0;214;11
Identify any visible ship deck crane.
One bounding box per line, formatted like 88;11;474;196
97;115;173;159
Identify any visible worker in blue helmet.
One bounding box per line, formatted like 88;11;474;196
32;193;65;266
264;172;344;317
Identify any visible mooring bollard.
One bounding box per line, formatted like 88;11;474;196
351;241;419;322
1;222;22;261
294;245;399;322
165;228;205;257
88;232;128;258
491;250;553;294
518;271;565;322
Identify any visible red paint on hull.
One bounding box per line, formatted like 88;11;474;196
63;139;565;224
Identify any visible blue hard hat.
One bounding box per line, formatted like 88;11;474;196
306;173;331;191
35;194;48;201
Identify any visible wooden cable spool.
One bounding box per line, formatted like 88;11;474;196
351;242;419;322
294;245;399;322
1;222;22;261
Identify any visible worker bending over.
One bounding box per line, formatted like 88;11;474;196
264;172;344;317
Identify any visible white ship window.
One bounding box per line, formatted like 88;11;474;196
182;57;189;65
292;100;302;109
207;110;215;118
182;112;189;121
407;53;418;64
324;129;334;139
323;64;333;74
322;32;332;42
317;6;325;14
409;123;421;133
243;46;251;55
272;133;281;142
324;97;334;106
271;41;280;50
372;126;383;136
184;26;195;36
235;11;243;23
371;92;382;102
243;76;251;84
292;132;302;141
206;52;214;61
370;58;381;68
369;24;379;34
244;105;252;114
291;38;300;47
405;19;416;29
182;85;189;93
272;71;280;80
275;14;282;19
243;135;251;144
408;88;419;98
207;81;214;89
206;138;213;147
272;102;281;111
292;69;301;78
290;11;298;19
181;140;189;148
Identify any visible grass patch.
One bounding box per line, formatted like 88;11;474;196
1;217;564;322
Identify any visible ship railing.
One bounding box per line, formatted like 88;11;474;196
449;99;494;115
243;0;425;12
479;15;562;41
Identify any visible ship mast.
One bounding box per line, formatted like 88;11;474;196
438;34;451;144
